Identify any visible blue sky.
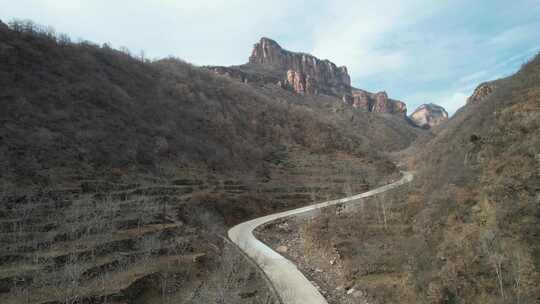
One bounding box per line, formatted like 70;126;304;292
1;0;539;115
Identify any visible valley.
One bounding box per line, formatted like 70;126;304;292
1;13;539;304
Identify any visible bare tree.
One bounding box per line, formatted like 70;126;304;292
481;229;506;299
511;251;524;304
58;33;71;45
52;253;84;304
139;50;146;63
159;272;171;304
119;46;131;56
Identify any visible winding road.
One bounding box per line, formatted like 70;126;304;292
228;171;413;304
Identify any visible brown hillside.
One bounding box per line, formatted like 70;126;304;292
258;53;540;304
0;19;422;304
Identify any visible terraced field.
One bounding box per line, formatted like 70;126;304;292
0;147;395;303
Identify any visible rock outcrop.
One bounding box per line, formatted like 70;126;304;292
351;90;371;109
249;37;351;96
409;103;448;128
467;82;496;104
284;69;318;95
212;37;409;116
342;89;407;115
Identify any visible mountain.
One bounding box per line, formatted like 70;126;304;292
0;19;423;304
409;103;449;128
402;52;540;304
276;52;540;303
209;37;408;116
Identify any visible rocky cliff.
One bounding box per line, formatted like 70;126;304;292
343;89;407;115
210;37;408;116
249;37;351;96
409;103;448;128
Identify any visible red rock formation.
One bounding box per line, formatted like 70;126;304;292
370;92;407;115
372;92;391;113
467;82;496;104
249;37;285;67
214;37;409;116
410;103;448;128
286;70;306;94
351;90;372;110
285;70;318;95
249;37;350;96
345;89;407;115
391;100;407;115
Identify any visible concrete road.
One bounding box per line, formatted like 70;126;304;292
228;172;413;304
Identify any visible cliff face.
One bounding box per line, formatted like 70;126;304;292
211;37;408;116
343;89;407;115
249;37;351;96
409;103;449;128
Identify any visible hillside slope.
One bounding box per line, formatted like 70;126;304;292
404;52;540;303
0;22;422;187
0;20;423;304
263;53;540;304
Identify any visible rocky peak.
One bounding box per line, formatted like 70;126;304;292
249;37;284;67
214;37;409;117
410;103;448;128
249;37;351;96
467;82;496;104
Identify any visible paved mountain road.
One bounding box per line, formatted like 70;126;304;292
228;172;413;304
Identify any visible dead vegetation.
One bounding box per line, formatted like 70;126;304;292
258;54;540;304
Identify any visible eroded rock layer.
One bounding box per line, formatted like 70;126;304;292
249;37;351;96
211;37;411;116
343;90;407;115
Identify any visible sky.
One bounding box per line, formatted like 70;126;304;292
1;0;539;115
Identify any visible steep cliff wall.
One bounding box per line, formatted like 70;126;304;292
211;37;414;116
249;37;351;96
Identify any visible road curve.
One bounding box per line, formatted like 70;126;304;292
228;171;413;304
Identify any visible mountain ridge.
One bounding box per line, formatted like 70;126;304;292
209;37;413;116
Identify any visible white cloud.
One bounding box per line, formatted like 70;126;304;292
307;0;444;77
